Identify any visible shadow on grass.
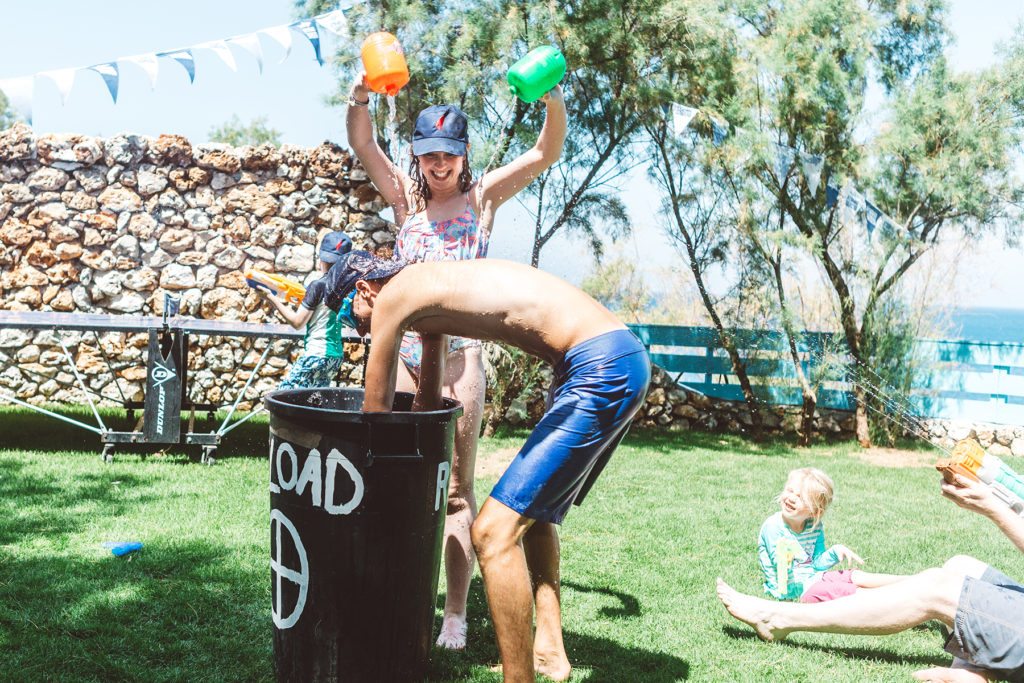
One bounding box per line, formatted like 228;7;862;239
0;458;158;545
0;405;272;461
721;625;951;669
0;457;271;681
430;578;688;682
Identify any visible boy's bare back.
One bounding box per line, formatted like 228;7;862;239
372;259;624;366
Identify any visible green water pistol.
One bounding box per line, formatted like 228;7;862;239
507;45;566;103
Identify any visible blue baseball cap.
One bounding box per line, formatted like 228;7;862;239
318;230;353;264
411;105;469;156
324;250;408;312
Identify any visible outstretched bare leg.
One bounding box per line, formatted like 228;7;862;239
716;568;962;641
523;522;571;681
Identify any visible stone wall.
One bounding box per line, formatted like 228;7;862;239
0;123;394;410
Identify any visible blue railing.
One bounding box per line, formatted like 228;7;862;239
627;324;1024;423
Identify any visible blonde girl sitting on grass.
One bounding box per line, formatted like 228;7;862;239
759;467;900;602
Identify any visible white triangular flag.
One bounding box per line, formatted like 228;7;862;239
261;25;293;63
801;153;824;197
230;33;264;74
124;54;160;90
315;9;348;36
39;68;76;105
0;77;33;123
199;40;238;72
773;142;795;183
671;103;699;137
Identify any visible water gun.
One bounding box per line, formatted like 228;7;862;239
245;270;306;306
936;439;1024;516
775;537;805;595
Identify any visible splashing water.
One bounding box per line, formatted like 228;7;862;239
306;391;323;407
386;94;402;170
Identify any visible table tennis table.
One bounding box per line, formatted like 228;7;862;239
0;309;362;463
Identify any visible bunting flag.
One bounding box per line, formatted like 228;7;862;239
124;54;159;90
230;33;264;74
315;9;349;37
200;40;238;73
711;117;729;146
261;25;294;63
842;185;865;230
672;103;699;136
158;49;197;83
773;142;795;183
294;21;324;67
40;68;77;105
0;8;343;113
865;200;882;238
825;182;839;209
88;62;120;103
801;153;823;197
0;76;33;123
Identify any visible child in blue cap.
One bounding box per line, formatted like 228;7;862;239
260;230;353;389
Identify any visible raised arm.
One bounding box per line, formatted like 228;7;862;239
476;85;567;214
346;73;411;222
259;289;312;330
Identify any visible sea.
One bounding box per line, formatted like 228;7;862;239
950;307;1024;344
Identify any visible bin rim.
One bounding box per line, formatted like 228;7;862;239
265;387;464;425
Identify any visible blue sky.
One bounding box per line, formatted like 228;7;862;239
0;1;1022;308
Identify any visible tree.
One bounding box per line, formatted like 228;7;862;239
668;0;1023;446
299;0;701;266
208;115;282;146
0;90;18;130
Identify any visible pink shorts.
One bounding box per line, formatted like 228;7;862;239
800;570;858;603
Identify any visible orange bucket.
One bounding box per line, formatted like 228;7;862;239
361;32;410;96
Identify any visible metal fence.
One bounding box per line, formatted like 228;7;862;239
628;324;1024;423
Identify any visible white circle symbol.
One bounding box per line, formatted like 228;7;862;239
270;508;309;629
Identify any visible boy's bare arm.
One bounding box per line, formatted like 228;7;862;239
412;334;447;411
362;317;403;413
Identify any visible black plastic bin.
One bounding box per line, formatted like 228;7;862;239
265;388;463;683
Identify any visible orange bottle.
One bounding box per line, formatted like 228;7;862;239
360;32;410;96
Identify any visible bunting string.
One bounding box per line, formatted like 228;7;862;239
670;100;907;241
0;8;349;124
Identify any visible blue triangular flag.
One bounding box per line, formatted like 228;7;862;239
865;200;882;238
88;62;119;103
158;49;196;83
711;118;728;146
801;153;824;197
293;20;323;66
825;182;839;209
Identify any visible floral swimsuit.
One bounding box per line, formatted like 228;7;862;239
395;198;489;373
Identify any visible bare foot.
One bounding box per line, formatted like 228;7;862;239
912;666;993;682
716;578;790;642
435;613;467;650
534;650;571;681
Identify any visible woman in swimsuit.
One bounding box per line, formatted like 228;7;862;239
346;73;566;649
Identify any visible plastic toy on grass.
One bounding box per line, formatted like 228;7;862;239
245;270;306;306
361;32;410;96
103;541;144;557
775;537;805;594
507;45;566;103
936;438;1024;516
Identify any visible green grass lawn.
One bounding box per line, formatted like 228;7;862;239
1;414;1022;682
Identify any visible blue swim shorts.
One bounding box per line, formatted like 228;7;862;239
945;565;1024;680
489;329;651;524
278;355;345;390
